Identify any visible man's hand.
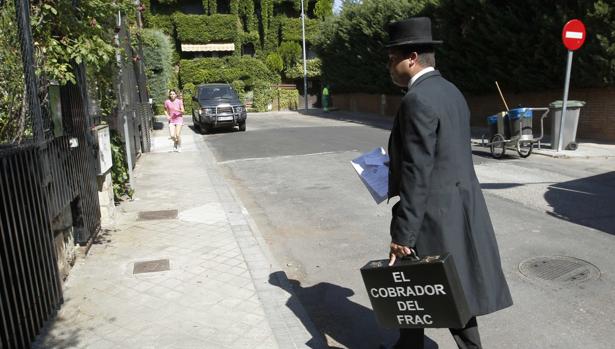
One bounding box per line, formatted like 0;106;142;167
388;242;415;266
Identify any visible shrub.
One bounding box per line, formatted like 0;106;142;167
173;13;240;44
141;29;174;112
253;82;275;112
285;58;321;79
278;41;302;71
181;82;195;115
144;14;174;35
276;88;299;110
280;17;319;43
265;52;284;73
179;56;280;91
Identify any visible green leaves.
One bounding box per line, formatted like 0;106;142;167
173;13;240;44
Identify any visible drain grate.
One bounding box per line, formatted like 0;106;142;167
133;259;170;274
519;256;600;284
137;209;178;221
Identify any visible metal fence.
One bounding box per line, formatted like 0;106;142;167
0;144;63;349
115;19;152;167
0;1;153;347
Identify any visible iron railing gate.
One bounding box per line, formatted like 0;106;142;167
0;145;63;349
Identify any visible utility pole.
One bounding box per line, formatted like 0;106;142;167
300;0;308;110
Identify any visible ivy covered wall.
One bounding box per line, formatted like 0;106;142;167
143;0;329;109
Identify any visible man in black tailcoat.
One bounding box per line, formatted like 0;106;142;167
385;17;513;349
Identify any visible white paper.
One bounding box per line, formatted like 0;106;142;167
351;147;389;204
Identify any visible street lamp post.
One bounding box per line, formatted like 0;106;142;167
300;0;308;110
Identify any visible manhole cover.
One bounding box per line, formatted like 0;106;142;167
518;256;600;284
133;259;170;274
138;209;178;221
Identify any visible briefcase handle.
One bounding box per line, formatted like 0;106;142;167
400;249;420;261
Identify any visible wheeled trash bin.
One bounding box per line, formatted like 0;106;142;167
549;100;585;150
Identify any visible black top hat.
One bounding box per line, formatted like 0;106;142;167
386;17;443;48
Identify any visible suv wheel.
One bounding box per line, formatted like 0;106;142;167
238;121;246;132
193;113;202;133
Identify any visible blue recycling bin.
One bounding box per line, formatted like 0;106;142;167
486;111;508;139
507;108;533;140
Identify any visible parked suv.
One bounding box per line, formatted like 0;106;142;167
191;83;247;133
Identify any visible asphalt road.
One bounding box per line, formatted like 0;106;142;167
199;111;615;349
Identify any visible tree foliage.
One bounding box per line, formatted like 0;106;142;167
1;0;133;143
173;13;240;44
0;1;28;143
315;0;433;93
278;41;302;71
285;58;322;79
179;56;280;89
314;0;334;20
141;29;174;110
317;0;615;94
265;52;284;73
202;0;218;14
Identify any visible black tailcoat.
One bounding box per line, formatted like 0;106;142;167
388;70;513;316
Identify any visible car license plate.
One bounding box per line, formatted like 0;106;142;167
217;116;233;121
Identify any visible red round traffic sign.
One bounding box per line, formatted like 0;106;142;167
562;19;586;51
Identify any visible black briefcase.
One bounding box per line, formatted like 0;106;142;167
360;253;471;329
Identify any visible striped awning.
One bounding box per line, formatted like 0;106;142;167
180;43;235;52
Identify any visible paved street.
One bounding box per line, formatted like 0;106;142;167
205;110;615;349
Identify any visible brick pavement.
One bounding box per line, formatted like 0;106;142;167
33;121;325;349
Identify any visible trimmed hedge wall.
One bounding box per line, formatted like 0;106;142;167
276;88;299;110
145;14;174;35
179;56;280;90
173;13;240;44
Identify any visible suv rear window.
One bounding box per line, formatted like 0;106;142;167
198;86;236;100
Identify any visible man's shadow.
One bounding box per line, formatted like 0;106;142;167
269;271;439;349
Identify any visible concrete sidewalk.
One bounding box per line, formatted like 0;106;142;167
33;121;325;348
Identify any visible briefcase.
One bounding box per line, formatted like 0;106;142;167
360;253;471;329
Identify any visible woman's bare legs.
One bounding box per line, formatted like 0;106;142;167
174;124;183;151
168;123;177;149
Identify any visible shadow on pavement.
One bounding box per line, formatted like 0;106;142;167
269;271;439;349
544;171;615;235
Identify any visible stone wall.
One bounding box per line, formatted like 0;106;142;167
332;87;615;142
52;206;76;281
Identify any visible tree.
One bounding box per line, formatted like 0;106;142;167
278;41;302;72
314;0;334;20
315;0;436;93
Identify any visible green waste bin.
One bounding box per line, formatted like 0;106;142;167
549;100;585;150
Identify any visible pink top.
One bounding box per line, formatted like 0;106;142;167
165;98;184;124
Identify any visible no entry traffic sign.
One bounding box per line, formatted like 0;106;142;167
562;19;586;51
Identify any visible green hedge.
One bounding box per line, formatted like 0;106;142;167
182;82;196;115
173;14;240;44
144;14;174;35
179;56;280;90
141;29;174;112
286;58;322;79
276;88;299;110
253;82;275;112
281;17;319;43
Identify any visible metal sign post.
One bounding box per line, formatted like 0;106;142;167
300;0;308;110
557;19;586;152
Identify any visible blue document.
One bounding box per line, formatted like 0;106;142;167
351;147;389;204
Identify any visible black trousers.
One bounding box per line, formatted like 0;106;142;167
394;317;482;349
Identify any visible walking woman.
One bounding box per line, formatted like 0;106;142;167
164;89;184;152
